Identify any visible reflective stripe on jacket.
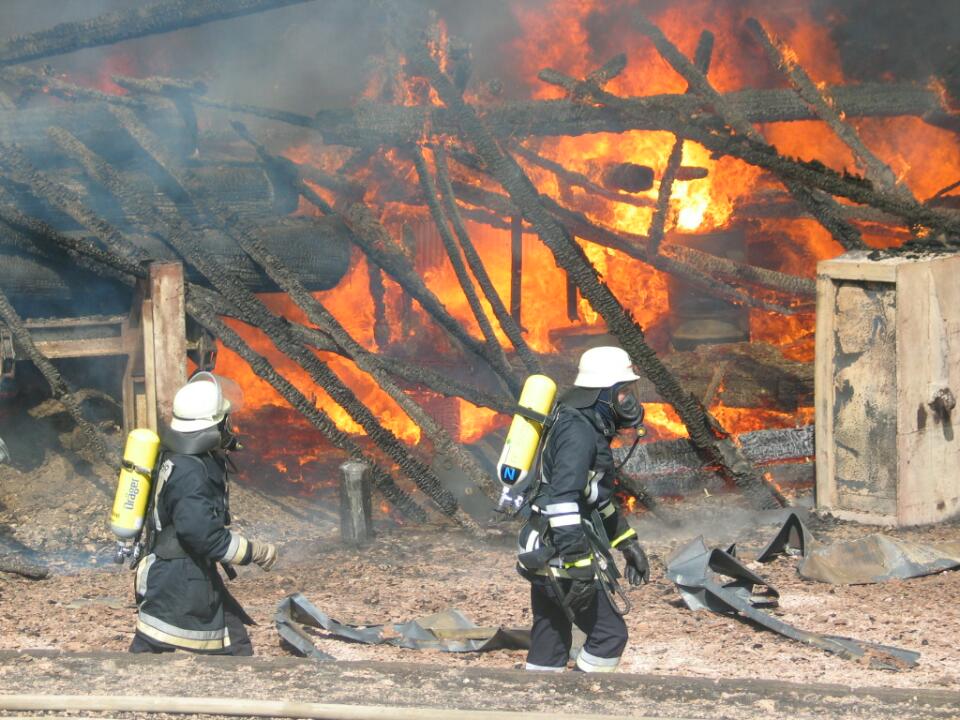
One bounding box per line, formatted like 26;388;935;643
134;452;254;652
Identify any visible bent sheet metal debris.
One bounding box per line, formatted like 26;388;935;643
757;512;960;584
276;593;530;659
666;536;919;670
799;535;960;584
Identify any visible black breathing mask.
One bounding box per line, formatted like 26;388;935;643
609;381;644;429
218;415;242;452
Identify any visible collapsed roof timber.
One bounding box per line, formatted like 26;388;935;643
0;0;958;528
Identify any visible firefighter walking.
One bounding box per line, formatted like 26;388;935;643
516;346;650;672
129;372;278;655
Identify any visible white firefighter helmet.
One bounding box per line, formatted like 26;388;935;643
573;346;640;388
170;372;243;433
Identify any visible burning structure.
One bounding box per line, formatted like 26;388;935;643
0;0;959;532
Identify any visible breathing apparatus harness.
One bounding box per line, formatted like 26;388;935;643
111;420;241;570
504;381;645;513
508;387;645;622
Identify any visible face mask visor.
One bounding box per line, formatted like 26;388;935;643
612;381;643;428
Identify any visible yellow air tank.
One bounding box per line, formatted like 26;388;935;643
497;374;557;488
109;428;161;539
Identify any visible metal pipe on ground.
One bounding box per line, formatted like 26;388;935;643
0;694;679;720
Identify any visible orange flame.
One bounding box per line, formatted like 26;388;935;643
188;0;960;474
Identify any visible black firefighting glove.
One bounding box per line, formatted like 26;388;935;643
620;539;650;586
564;562;598;615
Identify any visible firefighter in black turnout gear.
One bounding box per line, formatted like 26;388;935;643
518;346;650;672
130;373;278;655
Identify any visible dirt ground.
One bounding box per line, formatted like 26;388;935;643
1;444;959;692
1;401;960;719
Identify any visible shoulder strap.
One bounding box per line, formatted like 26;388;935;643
517;404;564;512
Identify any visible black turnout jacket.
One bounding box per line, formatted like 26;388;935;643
134;451;255;652
517;403;637;578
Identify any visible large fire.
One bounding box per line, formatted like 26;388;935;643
216;1;960;448
64;2;960;480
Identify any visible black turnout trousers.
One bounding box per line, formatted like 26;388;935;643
526;576;627;671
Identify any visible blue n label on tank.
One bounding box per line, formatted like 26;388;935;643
500;465;520;485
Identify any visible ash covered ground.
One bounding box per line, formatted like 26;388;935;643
1;422;959;698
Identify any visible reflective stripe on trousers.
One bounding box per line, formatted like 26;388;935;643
575;647;621;672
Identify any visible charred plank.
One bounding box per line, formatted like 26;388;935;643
0;0;320;67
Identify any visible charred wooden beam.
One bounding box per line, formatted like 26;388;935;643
0;67;144;108
736;194;904;225
510;215;522;324
411;145;518;394
0;555;49;580
367;261;391;350
0;0;320;67
407;45;786;510
185;290;428;523
112;75;207;96
662;245;815;299
745;18;907;198
44;126;433;524
434;145;542;375
648;30;714;256
0;284;111;470
100;109;486;534
616;425;813;479
297;82;951;147
0;102;191;167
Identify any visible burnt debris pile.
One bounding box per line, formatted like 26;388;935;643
0;0;958;530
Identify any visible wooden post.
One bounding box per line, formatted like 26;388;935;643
148;262;187;427
510;214;522;324
141;298;158;433
121;278;148;435
121;262;186;434
339;460;373;545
